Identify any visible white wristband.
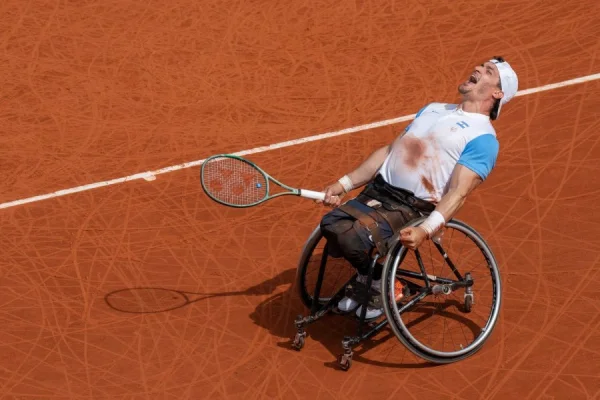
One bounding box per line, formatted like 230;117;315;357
338;175;354;193
419;211;445;238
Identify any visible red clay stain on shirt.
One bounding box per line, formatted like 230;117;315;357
401;136;427;169
421;176;435;196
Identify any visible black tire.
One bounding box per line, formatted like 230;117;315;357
295;225;358;310
381;217;502;364
295;226;327;309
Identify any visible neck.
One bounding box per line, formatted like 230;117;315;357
459;99;490;117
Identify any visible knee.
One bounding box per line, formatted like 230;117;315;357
319;209;350;239
336;221;369;253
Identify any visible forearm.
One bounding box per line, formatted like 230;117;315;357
419;188;468;237
432;188;468;222
345;145;390;188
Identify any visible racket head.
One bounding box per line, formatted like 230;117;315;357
200;154;270;207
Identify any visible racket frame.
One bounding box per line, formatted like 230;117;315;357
200;154;325;207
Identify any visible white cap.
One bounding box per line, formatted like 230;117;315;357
490;58;518;118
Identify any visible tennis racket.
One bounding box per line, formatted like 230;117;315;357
200;154;333;207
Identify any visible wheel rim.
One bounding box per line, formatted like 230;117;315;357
384;219;502;359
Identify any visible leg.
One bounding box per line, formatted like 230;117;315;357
320;209;378;274
320;200;398;318
320;200;395;273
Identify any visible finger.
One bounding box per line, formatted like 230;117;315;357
327;189;336;203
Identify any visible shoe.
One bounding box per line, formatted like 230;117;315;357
355;279;405;319
337;296;359;312
337;274;379;312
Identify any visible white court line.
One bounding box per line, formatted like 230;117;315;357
1;72;600;211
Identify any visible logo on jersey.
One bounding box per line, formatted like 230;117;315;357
456;121;470;129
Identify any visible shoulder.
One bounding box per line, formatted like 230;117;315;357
456;133;499;180
465;132;499;151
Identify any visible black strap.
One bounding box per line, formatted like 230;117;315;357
364;174;435;214
335;175;434;255
353;193;408;233
337;202;389;255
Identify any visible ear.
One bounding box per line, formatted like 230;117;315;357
492;90;504;101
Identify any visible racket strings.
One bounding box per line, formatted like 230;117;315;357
202;157;267;206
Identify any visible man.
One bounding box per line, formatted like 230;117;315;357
318;57;518;319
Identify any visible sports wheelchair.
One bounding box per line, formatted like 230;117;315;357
290;215;502;371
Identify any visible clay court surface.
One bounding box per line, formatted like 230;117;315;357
1;0;600;398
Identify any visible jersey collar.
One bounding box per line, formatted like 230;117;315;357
455;106;491;120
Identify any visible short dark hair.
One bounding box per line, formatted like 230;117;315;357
490;56;504;120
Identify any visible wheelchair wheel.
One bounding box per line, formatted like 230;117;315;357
381;218;501;364
295;225;355;310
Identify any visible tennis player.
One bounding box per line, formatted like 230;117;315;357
318;57;518;319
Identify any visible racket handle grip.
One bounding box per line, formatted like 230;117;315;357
299;189;326;201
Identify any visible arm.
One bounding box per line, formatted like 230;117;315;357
345;144;392;188
319;144;390;206
331;125;410;197
429;133;499;230
345;126;413;188
430;164;482;223
400;165;483;248
320;104;430;206
400;133;499;248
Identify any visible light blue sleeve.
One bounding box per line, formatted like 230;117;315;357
457;134;499;180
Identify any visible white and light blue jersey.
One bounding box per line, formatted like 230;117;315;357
379;102;499;203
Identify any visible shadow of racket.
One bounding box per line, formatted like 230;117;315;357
104;287;231;314
105;269;297;314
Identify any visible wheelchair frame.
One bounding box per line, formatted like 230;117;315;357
291;216;502;371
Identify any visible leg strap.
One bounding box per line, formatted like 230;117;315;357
337;202;389;256
353;193;411;233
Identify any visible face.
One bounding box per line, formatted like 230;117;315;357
458;61;504;102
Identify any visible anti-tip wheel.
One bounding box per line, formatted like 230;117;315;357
337;354;352;371
292;332;306;351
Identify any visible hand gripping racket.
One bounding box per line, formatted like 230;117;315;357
200;154;333;207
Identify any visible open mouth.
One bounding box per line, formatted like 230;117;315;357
468;73;478;84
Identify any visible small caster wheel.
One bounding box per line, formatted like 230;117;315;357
464;294;473;313
337;354;352;371
292;331;306;351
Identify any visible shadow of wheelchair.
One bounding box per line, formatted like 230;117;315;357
104;268;480;370
248;279;485;370
249;287;436;370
